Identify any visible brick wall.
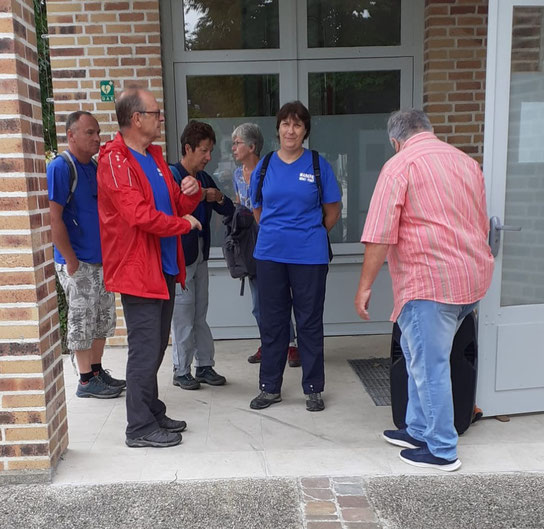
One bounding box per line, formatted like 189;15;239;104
423;0;488;164
46;0;165;346
0;0;68;482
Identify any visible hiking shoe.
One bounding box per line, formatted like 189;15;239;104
399;447;462;472
247;348;262;364
288;346;301;367
97;367;126;389
250;391;282;410
173;373;201;390
383;429;427;449
158;415;187;433
76;376;122;399
305;392;325;412
125;428;182;448
195;366;226;386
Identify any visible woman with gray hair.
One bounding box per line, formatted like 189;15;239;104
231;123;300;367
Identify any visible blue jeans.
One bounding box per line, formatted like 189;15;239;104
397;300;477;460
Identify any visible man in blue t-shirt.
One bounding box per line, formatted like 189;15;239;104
48;111;123;399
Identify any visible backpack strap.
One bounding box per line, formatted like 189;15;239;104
58;151;78;205
169;163;183;186
255;151;274;205
311;149;323;205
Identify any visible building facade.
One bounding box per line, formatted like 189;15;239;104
2;0;544;482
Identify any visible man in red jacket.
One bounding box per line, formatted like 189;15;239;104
97;87;202;448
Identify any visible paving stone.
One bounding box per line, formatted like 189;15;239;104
333;483;365;495
301;477;331;489
341;507;378;522
307;523;343;529
344;522;382;529
304;488;335;501
331;476;364;484
305;501;337;516
306;515;340;522
337;495;370;509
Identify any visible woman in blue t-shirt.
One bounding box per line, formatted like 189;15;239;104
232;123;300;367
249;101;341;412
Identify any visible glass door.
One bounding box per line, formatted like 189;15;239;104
478;0;544;416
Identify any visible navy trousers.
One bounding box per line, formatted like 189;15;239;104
121;273;176;439
256;259;328;394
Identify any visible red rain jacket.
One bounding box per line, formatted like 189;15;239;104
97;132;201;299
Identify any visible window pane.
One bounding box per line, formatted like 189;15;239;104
307;0;401;48
186;74;280;247
183;0;280;51
501;6;544;306
308;71;400;243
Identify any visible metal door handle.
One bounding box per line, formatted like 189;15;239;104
489;216;522;257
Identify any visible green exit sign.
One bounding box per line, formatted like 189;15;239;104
100;80;114;102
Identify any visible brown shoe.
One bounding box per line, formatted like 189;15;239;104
288;346;301;367
248;347;262;364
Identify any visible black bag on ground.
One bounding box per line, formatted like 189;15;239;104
222;204;258;295
390;311;478;435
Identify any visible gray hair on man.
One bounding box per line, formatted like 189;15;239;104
115;85;145;129
387;109;433;143
232;122;264;157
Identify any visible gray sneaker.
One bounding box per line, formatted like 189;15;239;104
125;428;182;448
76;376;122;399
173;373;201;390
98;367;126;389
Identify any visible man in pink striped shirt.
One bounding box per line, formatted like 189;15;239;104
355;109;494;471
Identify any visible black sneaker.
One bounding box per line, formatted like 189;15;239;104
173;373;201;390
98;368;126;389
158;415;187;433
125;428;182;448
399;446;461;472
195;366;226;386
306;392;325;412
76;376;122;399
383;428;427;449
250;391;282;410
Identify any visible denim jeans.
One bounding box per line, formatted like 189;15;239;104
397;299;477;460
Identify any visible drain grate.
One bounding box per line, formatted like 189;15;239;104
348;357;391;406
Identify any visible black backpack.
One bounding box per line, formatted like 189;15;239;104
256;149;333;262
56;151;98;205
222;204;259;295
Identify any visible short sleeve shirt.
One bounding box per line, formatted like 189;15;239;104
129;148;179;276
233;166;251;209
47;155;102;264
249;149;340;265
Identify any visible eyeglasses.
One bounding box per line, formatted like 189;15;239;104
232;141;245;147
136;110;162;118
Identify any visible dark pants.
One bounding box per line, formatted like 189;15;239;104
256;259;328;394
121;274;176;439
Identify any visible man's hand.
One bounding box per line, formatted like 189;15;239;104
66;258;80;276
204;188;224;203
354;287;372;321
183;214;202;231
181;176;199;196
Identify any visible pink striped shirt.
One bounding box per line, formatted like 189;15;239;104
362;132;494;321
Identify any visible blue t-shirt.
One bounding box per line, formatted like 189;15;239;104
233;166;251;209
47;155;102;264
129;148;179;276
249;149;341;264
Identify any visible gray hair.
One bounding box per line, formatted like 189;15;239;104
66;111;94;133
387;109;432;142
232;123;264;157
115;85;145;128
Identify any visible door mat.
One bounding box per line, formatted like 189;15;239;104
348;357;391;406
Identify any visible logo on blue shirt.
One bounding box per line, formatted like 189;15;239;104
299;172;315;182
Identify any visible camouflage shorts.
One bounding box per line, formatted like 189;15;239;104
55;261;116;351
